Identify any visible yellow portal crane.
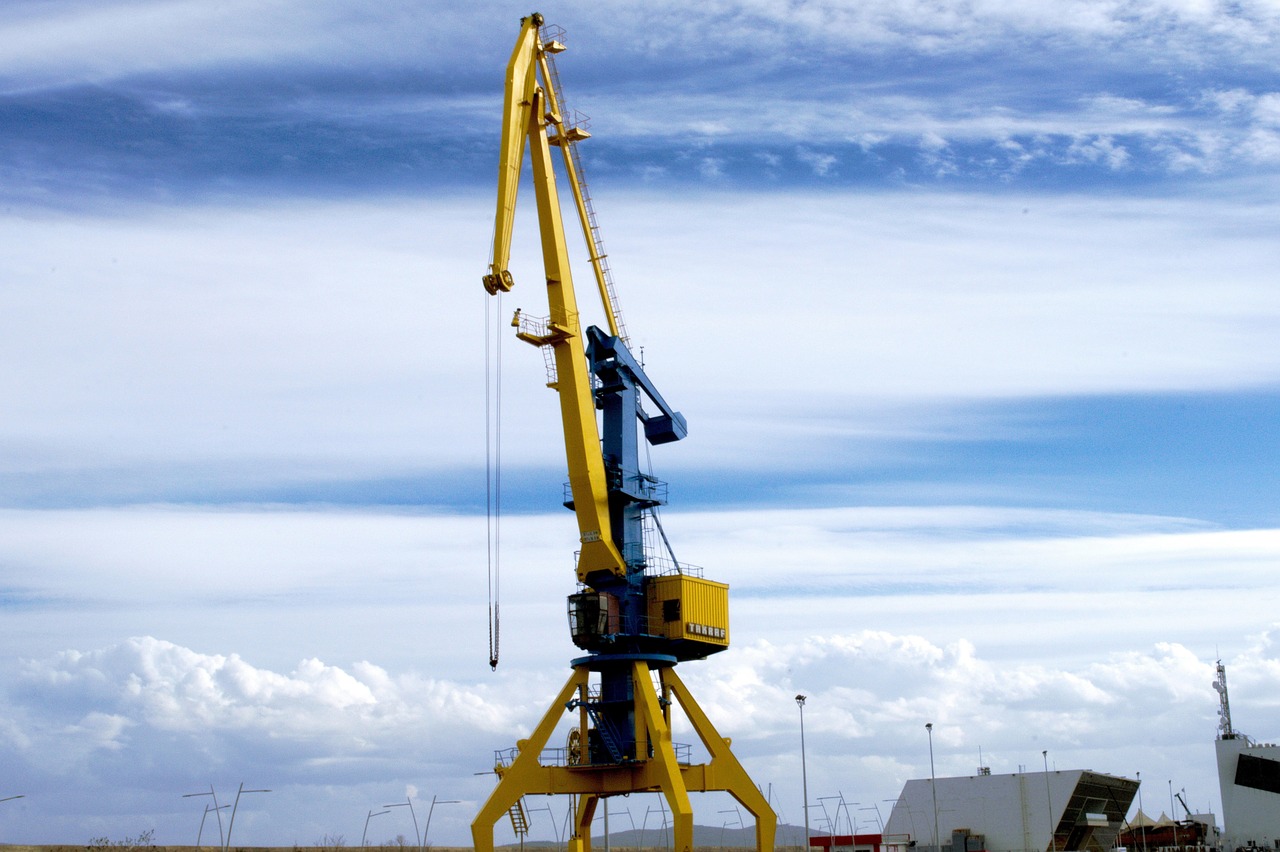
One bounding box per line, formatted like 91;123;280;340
472;14;776;852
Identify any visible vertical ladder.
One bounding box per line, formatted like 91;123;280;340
584;702;627;763
539;27;630;345
508;797;530;838
564;127;628;343
567;694;628;764
1019;774;1033;852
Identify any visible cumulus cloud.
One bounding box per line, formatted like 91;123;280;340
9;636;521;784
677;629;1250;816
2;629;1267;844
2;501;1275;844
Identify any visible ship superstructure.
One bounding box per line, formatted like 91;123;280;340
1214;661;1280;849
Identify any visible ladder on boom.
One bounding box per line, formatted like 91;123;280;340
541;32;630;344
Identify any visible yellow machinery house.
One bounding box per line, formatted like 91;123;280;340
647;573;729;653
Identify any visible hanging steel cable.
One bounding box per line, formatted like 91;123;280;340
485;291;503;670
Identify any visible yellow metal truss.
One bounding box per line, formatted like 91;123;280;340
471;661;775;852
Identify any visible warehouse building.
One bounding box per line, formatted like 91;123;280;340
883;768;1138;852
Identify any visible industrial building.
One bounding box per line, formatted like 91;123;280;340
883;768;1138;852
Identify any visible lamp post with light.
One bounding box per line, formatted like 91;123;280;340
797;695;810;852
424;794;460;849
364;809;391;847
183;786;227;850
224;783;270;852
926;723;940;852
1043;751;1056;852
1136;771;1148;852
384;798;421;852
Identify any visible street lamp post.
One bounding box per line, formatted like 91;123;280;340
926;724;940;852
1136;772;1147;852
817;795;855;838
1043;751;1055;852
719;807;742;852
364;809;391;847
224;782;270;852
384;799;422;852
644;801;671;852
424;794;461;850
797;695;810;852
529;803;564;848
183;786;227;849
198;803;230;848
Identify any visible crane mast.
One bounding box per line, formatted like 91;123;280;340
471;15;776;852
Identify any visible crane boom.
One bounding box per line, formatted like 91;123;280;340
485;12;626;581
472;17;775;852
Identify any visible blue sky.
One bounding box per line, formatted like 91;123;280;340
2;0;1280;846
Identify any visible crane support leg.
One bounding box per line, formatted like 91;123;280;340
631;661;696;852
471;667;590;852
567;794;598;852
663;668;777;852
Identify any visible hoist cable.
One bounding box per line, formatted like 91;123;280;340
485;291;503;670
641;429;681;573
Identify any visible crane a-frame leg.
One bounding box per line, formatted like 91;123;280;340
471;661;776;852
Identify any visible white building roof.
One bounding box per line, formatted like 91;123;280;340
884;769;1137;852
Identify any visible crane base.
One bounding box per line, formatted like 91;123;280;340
470;660;776;852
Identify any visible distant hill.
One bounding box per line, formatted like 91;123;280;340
504;822;820;849
0;839;819;849
0;828;824;852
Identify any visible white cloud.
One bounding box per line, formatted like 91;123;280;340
39;637;501;734
0;1;500;90
606;190;1280;416
1253;93;1280;125
3;0;1276;96
65;711;132;752
1;189;1278;490
3;1;1278;188
1065;134;1131;168
1241;128;1280;162
634;0;1280;53
1203;88;1254;115
3;625;1269;844
796;148;838;177
0;198;493;481
2;498;1278;841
